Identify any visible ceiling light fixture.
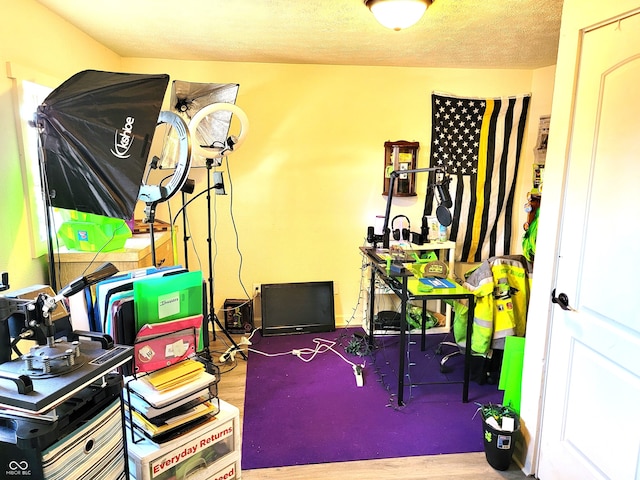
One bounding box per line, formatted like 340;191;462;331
365;0;432;31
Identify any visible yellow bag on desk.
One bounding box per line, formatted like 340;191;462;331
146;358;205;391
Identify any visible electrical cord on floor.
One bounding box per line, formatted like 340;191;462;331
217;329;366;386
332;244;373;354
216;327;260;364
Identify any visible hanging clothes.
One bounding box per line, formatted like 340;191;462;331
452;255;533;355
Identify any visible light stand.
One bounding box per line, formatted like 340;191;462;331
182;190;190;269
180;179;196;269
31;115;59;293
40;155;59;293
184;102;250;361
200;158;247;361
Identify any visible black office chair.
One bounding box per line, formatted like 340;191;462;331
437;336;504;384
436;336;462;373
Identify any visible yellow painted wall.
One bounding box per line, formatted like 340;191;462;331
125;58;553;325
1;1;556;329
0;0;122;288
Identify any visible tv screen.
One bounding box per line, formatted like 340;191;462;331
260;281;335;336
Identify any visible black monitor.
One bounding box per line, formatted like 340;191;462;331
260;281;336;337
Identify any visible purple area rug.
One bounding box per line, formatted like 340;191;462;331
241;327;502;470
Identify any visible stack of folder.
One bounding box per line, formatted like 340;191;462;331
125;359;219;443
129;401;218;440
146;358;204;390
119;269;221;443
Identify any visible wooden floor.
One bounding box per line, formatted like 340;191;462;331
211;333;530;480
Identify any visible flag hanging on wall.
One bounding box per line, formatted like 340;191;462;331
425;92;531;263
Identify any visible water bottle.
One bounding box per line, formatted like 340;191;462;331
438;224;447;242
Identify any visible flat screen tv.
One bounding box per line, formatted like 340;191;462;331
260;281;336;336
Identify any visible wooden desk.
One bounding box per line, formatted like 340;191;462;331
54;230;175;288
361;246;475;406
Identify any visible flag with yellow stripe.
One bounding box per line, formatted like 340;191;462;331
426;92;531;262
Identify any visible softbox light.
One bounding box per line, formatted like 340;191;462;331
167;80;240;168
36;70;170;220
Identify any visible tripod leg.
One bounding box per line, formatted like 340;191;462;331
211;313;247;361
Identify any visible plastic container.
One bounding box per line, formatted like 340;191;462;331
57;210;132;252
438;224;447;242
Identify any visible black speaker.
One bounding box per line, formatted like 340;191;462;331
223;299;253;334
366;226;376;244
410;231;426;245
374;310;401;330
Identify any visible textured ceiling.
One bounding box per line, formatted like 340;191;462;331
37;0;564;69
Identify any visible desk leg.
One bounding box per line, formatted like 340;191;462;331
440;247;455;330
420;299;427;351
462;296;475;403
397;276;409;406
367;262;376;349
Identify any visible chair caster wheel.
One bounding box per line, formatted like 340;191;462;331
440;362;452;374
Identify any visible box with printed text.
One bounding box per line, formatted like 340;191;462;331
127;399;240;480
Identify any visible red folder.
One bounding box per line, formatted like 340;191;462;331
134;315;203;373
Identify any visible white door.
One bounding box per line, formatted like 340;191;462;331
537;11;640;480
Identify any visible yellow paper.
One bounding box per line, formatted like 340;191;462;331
146;359;204;390
130;401;217;436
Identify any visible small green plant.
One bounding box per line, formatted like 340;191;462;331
345;334;371;357
479;403;518;422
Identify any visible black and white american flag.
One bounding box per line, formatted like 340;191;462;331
425;92;531;263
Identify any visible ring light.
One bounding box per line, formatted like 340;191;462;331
188;103;249;159
138;110;191;204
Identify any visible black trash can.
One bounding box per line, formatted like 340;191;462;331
481;405;520;471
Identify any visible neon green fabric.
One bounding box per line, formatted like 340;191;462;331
522;207;539;262
499;336;526;413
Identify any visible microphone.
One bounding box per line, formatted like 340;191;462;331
436;205;452;227
435;175;452;208
434;174;452;227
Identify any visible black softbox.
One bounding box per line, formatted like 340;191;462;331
36;70;170;220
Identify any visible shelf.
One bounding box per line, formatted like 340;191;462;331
382;140;419;196
361;242;456;332
54;230;175;287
